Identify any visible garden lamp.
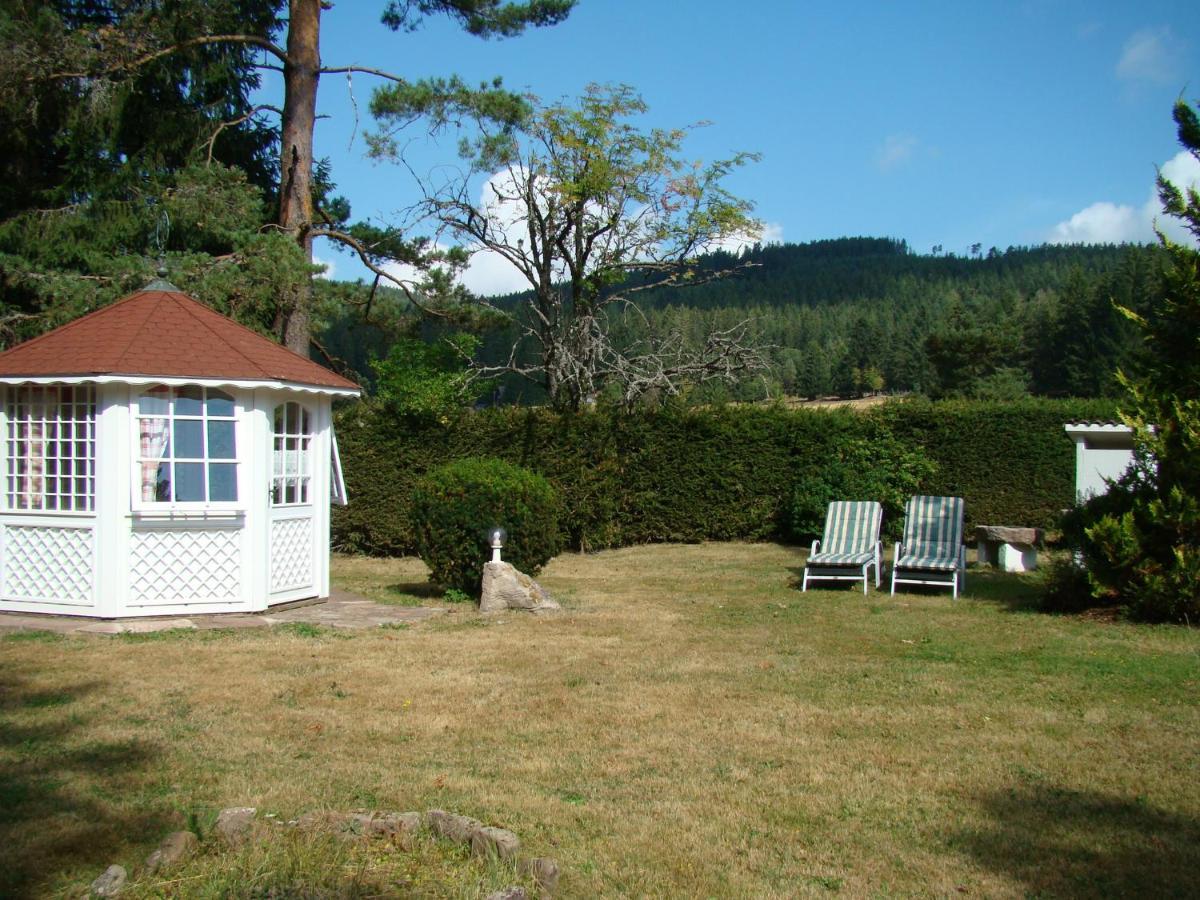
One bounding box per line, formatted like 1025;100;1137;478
488;526;507;563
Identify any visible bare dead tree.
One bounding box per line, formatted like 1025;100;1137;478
379;84;770;410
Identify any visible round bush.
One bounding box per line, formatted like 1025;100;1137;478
411;457;563;595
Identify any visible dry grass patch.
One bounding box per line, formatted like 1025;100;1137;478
3;543;1200;897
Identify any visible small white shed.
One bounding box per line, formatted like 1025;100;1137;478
0;279;359;618
1064;422;1136;503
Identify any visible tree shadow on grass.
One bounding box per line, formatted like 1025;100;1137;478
963;567;1051;613
384;581;444;602
0;668;170;897
949;783;1200;897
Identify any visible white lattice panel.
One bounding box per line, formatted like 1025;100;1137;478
2;524;93;605
130;528;241;605
271;516;313;592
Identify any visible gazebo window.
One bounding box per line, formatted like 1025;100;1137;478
136;386;238;504
5;385;96;512
272;401;312;505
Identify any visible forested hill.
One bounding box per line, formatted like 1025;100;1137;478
324;237;1162;403
629;238;1140;311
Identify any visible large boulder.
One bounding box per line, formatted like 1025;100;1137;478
479;562;560;614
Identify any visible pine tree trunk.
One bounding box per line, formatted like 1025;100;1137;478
277;0;321;354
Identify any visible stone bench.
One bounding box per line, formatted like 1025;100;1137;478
975;525;1043;573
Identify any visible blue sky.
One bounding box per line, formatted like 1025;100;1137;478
265;1;1200;292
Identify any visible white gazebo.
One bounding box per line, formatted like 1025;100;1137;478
0;279;359;618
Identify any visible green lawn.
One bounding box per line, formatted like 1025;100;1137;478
2;543;1199;897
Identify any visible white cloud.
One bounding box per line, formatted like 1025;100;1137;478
876;134;919;172
1050;150;1200;245
713;221;785;254
1050;201;1143;244
1116;26;1183;85
313;255;336;279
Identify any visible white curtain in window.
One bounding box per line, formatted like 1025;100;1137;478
21;419;44;509
139;418;169;501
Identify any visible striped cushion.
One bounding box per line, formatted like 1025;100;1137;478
809;550;875;565
900;495;964;567
820;501;883;556
896;553;959;572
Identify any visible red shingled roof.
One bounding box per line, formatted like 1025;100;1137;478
0;286;359;391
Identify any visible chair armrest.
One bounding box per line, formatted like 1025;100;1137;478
893;541;903;564
810;539;820;555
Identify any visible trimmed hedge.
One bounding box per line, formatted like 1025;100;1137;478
332;398;1119;555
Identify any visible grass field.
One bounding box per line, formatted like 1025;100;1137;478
3;543;1199;897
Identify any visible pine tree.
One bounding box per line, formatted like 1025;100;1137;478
1082;100;1200;620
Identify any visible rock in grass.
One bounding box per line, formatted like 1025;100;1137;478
479;562;560;614
89;864;126;897
215;807;257;846
426;809;483;844
521;857;561;895
471;825;521;860
364;811;421;843
144;830;199;873
485;889;528;900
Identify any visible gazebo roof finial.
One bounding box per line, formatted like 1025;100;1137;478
143;257;181;293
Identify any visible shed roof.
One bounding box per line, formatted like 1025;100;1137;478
0;284;359;393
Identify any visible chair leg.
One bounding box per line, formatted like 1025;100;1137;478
802;569;808;592
862;564;868;595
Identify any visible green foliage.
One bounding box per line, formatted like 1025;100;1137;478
334;398;1115;556
1036;554;1102;614
1071;100;1200;622
370;333;481;420
381;0;575;38
411;457;563;595
788;429;936;543
0;164;316;346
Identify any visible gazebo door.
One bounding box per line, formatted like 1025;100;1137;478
268;401;318;603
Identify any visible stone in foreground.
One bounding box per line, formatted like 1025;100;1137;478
521;856;561;895
485;889;528;900
426;808;484;843
215;806;257;846
479;562;560;614
144;830;199;873
90;864;126;897
471;824;521;860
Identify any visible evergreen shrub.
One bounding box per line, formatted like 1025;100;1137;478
410;457;563;595
788;427;936;543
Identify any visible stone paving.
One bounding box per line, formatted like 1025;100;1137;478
0;588;447;636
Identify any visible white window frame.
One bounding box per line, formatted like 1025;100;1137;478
3;384;97;514
131;384;243;512
271;401;314;507
330;427;347;506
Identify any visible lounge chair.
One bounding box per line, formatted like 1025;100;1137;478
801;501;883;594
890;495;966;598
